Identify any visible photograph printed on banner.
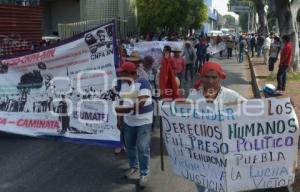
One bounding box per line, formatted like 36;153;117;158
0;23;120;144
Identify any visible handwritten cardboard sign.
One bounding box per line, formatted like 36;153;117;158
161;98;299;191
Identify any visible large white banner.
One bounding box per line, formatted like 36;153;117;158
0;22;121;147
125;41;184;70
161;98;299;191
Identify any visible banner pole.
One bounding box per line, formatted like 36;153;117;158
157;99;164;171
159;114;165;171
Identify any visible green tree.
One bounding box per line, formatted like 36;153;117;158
252;0;269;36
239;12;248;32
185;0;208;31
231;0;300;71
136;0;207;34
267;10;276;32
268;0;300;71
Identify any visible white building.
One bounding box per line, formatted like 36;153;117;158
201;0;218;34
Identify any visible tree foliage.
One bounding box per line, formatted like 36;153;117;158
268;0;300;71
136;0;208;34
252;0;269;35
267;11;276;32
238;12;248;32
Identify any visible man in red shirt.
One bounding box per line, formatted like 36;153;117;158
171;48;185;86
277;35;292;93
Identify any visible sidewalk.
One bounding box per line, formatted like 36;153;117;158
251;56;300;192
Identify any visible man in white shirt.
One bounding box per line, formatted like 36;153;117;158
187;62;246;192
268;36;281;71
263;34;272;65
115;62;153;189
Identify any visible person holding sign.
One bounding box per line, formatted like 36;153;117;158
114;62;153;189
189;62;246;105
171;47;185;86
188;62;246;192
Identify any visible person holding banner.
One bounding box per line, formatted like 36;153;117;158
142;55;156;89
183;41;195;82
195;38;209;72
158;45;182;100
188;62;246;192
171;48;185;86
126;51;148;80
118;46;128;66
115;62;153;189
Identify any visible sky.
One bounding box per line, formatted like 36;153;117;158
212;0;239;19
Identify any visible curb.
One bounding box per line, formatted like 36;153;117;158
246;52;294;192
245;50;261;98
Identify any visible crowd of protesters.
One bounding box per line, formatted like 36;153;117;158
1;29;294;191
113;30;295;190
236;32;292;94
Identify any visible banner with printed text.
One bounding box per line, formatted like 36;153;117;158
125;40;226;70
125;41;184;70
0;22;121;147
161;98;299;191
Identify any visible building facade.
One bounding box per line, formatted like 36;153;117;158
0;1;42;57
201;0;218;34
40;0;138;39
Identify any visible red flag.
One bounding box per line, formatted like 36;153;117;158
159;57;181;99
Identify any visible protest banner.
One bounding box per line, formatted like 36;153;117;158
158;41;184;52
207;43;226;55
160;98;299;191
125;41;184;70
0;21;121;147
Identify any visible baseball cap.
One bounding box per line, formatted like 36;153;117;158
262;84;277;96
117;62;137;73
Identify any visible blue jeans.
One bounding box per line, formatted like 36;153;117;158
195;56;206;72
268;57;277;71
276;65;289;91
185;63;194;81
239;50;244;63
123;123;152;176
257;45;262;57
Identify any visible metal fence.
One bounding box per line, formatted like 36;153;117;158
58;19;114;40
58;17;138;40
